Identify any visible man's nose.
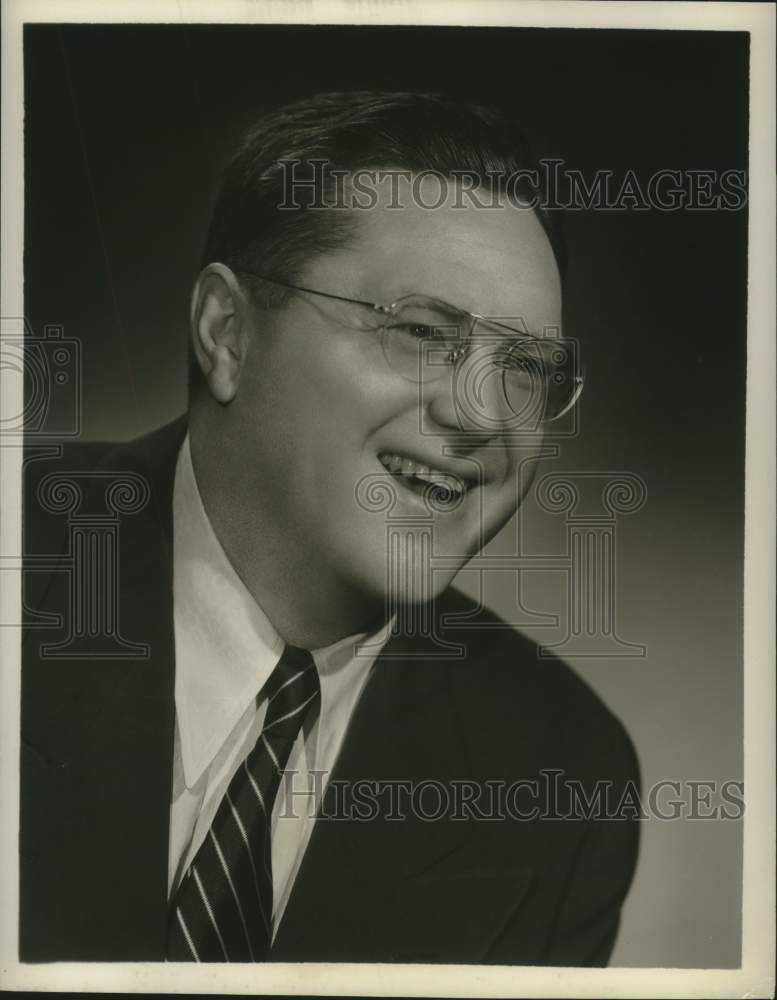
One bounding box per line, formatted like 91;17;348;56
422;356;516;439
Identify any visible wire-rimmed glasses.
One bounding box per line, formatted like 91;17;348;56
238;272;584;424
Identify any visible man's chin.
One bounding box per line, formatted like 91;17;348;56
377;558;463;609
339;518;481;608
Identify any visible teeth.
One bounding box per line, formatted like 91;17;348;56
378;452;467;496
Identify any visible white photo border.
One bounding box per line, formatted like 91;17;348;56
1;1;774;997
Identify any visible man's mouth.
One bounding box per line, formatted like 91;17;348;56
377;451;471;504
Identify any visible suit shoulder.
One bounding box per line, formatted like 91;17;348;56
437;587;640;786
23;418;186;585
24;418;187;511
25;417;187;483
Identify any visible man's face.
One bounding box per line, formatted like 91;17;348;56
228;181;562;606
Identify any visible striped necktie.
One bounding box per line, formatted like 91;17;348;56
167;644;320;962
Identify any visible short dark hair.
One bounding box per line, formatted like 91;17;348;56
190;90;566;398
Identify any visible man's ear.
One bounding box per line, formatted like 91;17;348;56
190;263;251;404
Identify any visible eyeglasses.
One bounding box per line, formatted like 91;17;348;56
238;272;584;424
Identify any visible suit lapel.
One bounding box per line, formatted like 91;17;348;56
102;419;184;955
20;418;185;960
271;628;533;964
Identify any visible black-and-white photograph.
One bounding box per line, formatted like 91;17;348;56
1;1;774;996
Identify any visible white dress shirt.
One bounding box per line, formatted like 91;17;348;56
168;435;390;937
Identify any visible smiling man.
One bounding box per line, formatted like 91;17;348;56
21;92;639;965
189;171;562;646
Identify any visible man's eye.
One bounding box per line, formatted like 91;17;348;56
349;310;384;333
391;322;436;340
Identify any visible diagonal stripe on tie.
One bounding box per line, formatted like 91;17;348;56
167;644;320;962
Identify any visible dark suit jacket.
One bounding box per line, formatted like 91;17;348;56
20;418;640;965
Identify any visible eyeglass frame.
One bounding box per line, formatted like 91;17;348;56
236;271;585;422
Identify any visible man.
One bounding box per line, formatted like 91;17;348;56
20;92;639;965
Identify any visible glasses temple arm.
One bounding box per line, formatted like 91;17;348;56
241;271;382;312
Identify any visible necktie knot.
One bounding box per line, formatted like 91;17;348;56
261;644;320;741
167;643;321;962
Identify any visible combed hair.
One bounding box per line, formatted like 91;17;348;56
190;91;566;397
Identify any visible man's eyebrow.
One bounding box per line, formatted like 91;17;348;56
366;287;467;315
337;277;542;334
375;292;542;338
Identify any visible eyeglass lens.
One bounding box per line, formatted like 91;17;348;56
380;296;580;422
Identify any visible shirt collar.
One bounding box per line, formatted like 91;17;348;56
173;435;284;787
172;435;392;788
